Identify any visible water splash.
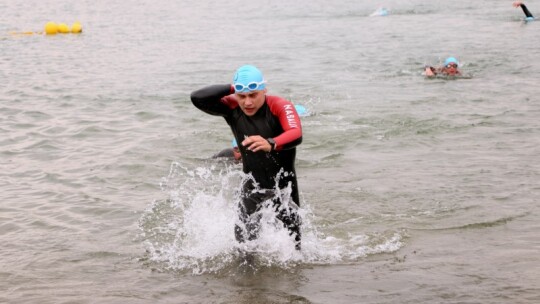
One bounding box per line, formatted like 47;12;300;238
138;161;405;274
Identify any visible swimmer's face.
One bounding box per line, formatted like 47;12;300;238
444;63;459;75
235;89;267;116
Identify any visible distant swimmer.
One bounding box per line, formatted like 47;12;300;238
424;57;462;78
513;1;535;21
213;139;242;161
292;104;308;117
370;7;389;17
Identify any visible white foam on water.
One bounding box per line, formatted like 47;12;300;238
138;161;405;274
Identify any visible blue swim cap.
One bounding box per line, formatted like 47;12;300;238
444;57;459;66
525;16;535;22
294;105;307;117
232;139;238;148
233;65;266;93
370;7;389;17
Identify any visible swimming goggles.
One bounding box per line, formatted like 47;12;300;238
234;80;266;92
445;63;458;68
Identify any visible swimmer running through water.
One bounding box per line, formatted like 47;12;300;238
191;65;303;250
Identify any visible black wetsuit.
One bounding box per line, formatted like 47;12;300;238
191;84;303;248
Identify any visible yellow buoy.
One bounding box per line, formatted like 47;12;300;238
44;21;58;35
71;22;82;33
58;23;70;33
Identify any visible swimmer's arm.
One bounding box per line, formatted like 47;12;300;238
513;2;534;18
242;130;303;153
522;4;534;18
424;66;436;77
242;98;303;153
190;84;235;116
268;98;303;151
242;136;273;153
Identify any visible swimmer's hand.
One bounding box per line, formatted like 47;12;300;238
424;66;436;77
513;1;523;8
242;135;273;153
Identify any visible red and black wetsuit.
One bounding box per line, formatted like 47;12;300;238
191;84;303;248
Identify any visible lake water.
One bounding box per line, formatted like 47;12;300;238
1;0;539;303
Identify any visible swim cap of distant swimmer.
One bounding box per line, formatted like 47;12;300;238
444;57;459;66
370;7;389;17
294;104;308;117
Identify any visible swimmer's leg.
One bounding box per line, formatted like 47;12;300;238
234;192;264;243
274;200;302;250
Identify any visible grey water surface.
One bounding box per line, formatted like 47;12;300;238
1;0;539;303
